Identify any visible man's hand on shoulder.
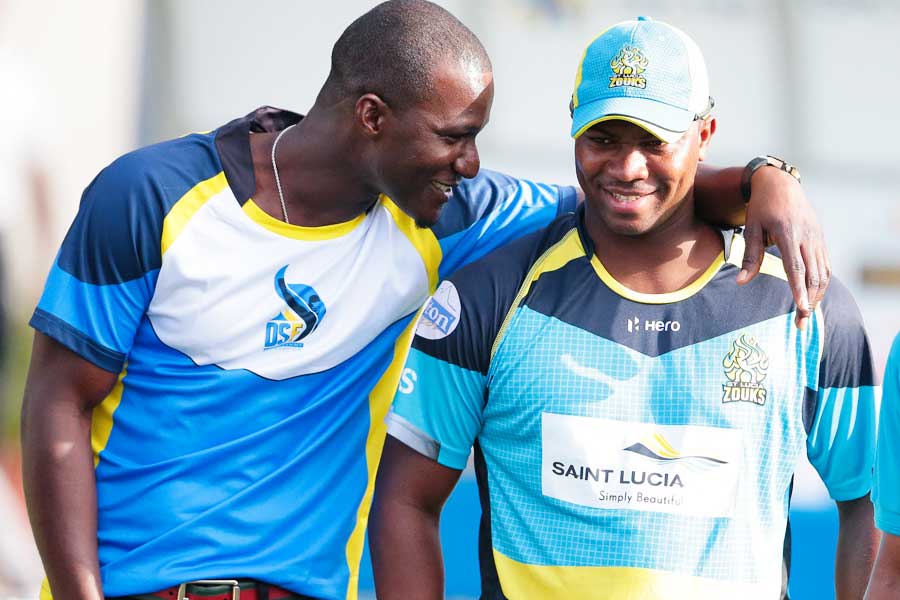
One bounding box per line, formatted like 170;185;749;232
738;165;830;330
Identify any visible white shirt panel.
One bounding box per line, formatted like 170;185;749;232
149;191;429;380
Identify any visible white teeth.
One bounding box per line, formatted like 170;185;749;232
434;182;453;195
609;192;641;203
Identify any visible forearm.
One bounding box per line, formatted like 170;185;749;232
864;533;900;600
22;394;103;600
693;164;745;226
370;498;445;600
835;496;879;599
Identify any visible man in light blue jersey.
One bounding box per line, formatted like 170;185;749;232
22;3;832;600
372;16;878;600
866;333;900;598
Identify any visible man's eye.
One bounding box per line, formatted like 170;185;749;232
588;136;613;145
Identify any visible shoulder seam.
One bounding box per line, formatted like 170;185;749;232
489;228;586;360
160;171;230;257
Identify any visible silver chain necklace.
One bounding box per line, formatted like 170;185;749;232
270;123;297;224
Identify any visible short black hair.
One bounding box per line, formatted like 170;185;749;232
325;0;491;109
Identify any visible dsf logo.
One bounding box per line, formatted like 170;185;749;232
263;265;327;350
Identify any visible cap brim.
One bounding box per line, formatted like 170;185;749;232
571;96;695;143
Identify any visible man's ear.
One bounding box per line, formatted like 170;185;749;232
697;116;716;161
356;93;391;137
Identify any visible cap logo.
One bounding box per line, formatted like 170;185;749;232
609;45;648;89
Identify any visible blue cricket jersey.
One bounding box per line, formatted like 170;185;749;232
389;207;877;599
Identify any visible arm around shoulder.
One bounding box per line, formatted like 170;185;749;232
694;161;829;328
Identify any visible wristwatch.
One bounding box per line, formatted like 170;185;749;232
740;155;801;202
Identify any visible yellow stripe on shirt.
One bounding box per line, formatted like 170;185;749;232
91;365;128;467
160;171;229;256
493;549;771;600
491;228;586;359
343;196;442;599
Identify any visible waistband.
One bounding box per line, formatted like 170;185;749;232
111;579;315;600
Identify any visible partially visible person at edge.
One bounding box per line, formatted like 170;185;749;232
866;333;900;599
371;15;877;600
22;2;830;600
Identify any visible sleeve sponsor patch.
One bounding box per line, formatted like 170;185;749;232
416;280;461;340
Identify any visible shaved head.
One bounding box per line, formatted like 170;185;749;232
324;0;491;110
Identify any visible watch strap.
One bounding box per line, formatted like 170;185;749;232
740;155;801;202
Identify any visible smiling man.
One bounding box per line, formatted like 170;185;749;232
372;17;878;600
23;3;833;600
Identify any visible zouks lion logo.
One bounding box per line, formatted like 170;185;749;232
722;334;770;406
609;45;649;88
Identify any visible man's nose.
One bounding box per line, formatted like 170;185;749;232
453;139;480;179
607;146;649;182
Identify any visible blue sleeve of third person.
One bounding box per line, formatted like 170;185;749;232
875;333;900;534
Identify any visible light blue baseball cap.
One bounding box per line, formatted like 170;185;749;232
570;16;712;142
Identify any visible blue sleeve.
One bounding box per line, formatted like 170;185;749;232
388;347;486;470
387;229;547;469
387;280;489;470
806;279;877;501
433;169;578;278
875;333;900;534
30;152;169;372
30;134;223;372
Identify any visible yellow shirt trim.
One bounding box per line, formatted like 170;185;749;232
343;316;420;600
590;251;725;305
493;549;768;600
491;228;586;359
727;234;788;281
379;195;442;293
91;365;128;467
343;196;442;599
40;578;52;600
242;199;367;241
160;171;229;256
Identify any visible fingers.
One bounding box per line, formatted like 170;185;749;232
782;242;810;329
738;221;764;285
794;243;816;330
809;242;831;311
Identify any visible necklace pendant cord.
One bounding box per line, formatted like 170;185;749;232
270;123;297;225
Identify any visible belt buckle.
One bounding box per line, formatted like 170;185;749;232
176;579;241;600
